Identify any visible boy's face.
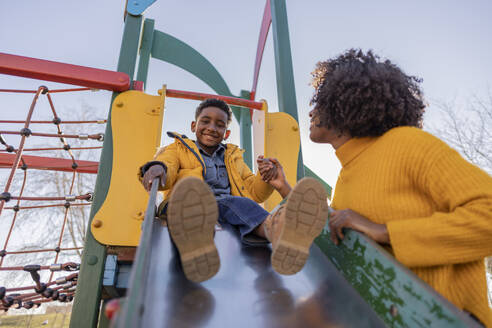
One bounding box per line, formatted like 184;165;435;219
191;106;230;151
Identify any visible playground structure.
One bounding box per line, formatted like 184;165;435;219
0;1;483;327
0;85;104;315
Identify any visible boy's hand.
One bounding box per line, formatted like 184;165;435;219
329;209;389;245
142;165;167;191
257;156;291;198
257;155;277;182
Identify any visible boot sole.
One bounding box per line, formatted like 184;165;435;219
167;177;220;283
271;177;328;275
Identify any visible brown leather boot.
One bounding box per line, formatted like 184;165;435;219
264;177;328;275
167;177;220;283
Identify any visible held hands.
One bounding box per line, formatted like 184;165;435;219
257;155;291;198
142;165;167;192
329;208;390;245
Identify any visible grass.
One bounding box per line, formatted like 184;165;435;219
0;312;70;328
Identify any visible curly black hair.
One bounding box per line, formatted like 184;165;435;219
310;49;425;137
195;98;232;125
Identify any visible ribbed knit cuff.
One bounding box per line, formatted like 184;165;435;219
386;219;425;267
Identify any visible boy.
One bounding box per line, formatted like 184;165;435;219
139;98;328;283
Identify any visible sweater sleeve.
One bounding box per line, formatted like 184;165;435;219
387;141;492;267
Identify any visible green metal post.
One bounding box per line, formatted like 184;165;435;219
70;14;143;328
270;0;304;180
136;19;155;88
239;90;253;169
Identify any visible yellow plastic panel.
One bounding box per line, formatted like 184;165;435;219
91;88;165;246
252;101;300;211
263;112;300;211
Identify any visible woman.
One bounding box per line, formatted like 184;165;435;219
308;49;492;326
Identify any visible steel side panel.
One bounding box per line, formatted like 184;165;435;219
91;90;164;246
315;228;480;327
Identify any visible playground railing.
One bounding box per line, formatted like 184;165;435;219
115;177;160;328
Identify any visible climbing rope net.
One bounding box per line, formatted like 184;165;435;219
0;85;106;312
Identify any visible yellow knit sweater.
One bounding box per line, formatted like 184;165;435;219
331;126;492;326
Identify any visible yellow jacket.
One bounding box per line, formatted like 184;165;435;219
148;132;273;203
332;127;492;326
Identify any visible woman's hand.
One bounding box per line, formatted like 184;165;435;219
329;209;390;245
142;165;167;191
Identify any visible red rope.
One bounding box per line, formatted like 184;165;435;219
4;203;89;210
0;262;79;271
9;194;91;201
0;84;103;308
0;131;103;140
0;169;27;267
0;146;102;152
50;172;76;282
0;86;45;216
4;247;82;255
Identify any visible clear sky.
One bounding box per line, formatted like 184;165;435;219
1;0;491;189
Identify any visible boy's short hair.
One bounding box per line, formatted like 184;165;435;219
195;98;232;125
310;49;426;137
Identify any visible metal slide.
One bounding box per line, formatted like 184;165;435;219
116;179;385;328
143;222;388;328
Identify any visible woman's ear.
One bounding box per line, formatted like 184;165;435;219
224;130;231;140
191;121;196;133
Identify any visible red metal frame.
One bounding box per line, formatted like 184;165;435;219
0;52;131;92
0;153;98;174
166;88;264;110
251;0;272;101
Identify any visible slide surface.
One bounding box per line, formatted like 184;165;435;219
140;220;386;328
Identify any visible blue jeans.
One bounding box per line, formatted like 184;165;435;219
216;195;270;239
159;195;270;243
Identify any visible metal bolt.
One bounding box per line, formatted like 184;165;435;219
116;102;124;107
92;220;102;228
87;255;98;265
292;126;298;131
